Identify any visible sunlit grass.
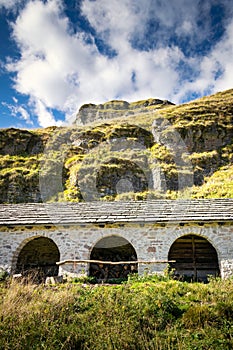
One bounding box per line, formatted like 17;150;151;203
1;275;233;349
1;89;233;203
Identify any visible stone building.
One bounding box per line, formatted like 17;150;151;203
0;199;233;281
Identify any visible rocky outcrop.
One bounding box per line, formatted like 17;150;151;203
0;127;56;156
1;89;233;203
0;127;56;203
75;98;174;125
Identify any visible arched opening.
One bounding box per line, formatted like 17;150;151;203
15;237;60;282
90;235;138;281
168;234;220;282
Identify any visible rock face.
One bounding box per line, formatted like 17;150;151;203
75;98;174;125
0;127;55;203
0;89;233;203
0;128;42;156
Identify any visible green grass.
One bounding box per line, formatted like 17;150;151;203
1;276;233;349
1;89;233;202
191;165;233;198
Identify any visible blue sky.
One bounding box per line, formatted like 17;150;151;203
0;0;233;128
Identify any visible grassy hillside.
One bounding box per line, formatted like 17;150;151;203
1;276;233;349
0;89;233;203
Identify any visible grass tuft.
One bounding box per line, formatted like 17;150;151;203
1;276;233;349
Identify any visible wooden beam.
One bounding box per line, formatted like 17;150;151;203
56;259;175;266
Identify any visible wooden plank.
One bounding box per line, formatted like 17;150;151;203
56;259;175;266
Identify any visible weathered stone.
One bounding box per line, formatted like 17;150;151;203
75;98;174;125
0;200;233;280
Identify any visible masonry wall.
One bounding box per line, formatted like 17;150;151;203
0;221;233;279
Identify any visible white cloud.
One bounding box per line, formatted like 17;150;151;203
81;0;141;53
0;0;23;10
81;0;214;53
211;21;233;92
8;0;185;126
173;16;233;101
18;105;31;123
7;0;98;124
2;100;32;124
33;99;63;128
5;0;233;127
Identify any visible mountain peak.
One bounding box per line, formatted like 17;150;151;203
75;98;174;125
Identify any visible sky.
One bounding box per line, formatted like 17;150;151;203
0;0;233;129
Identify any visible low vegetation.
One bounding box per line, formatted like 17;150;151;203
191;164;233;198
0;89;233;203
0;275;233;349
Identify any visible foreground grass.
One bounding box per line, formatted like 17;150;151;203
0;276;233;350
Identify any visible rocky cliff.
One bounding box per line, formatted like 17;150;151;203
75;98;174;125
0;90;233;203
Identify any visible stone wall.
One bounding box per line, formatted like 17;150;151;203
1;221;233;279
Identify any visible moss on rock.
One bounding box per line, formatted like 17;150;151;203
1;89;233;202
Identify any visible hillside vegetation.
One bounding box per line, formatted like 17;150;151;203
0;89;233;203
0;276;233;349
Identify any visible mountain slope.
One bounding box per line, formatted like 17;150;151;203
0;90;233;203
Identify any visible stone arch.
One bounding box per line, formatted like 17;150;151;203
12;236;60;281
168;234;220;282
89;235;138;280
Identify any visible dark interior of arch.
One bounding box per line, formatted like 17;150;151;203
168;234;220;282
15;237;60;282
90;235;138;280
96;158;149;197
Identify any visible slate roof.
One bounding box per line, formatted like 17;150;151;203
0;199;233;226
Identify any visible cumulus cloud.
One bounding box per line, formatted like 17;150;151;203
5;0;233;126
7;0;94;124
